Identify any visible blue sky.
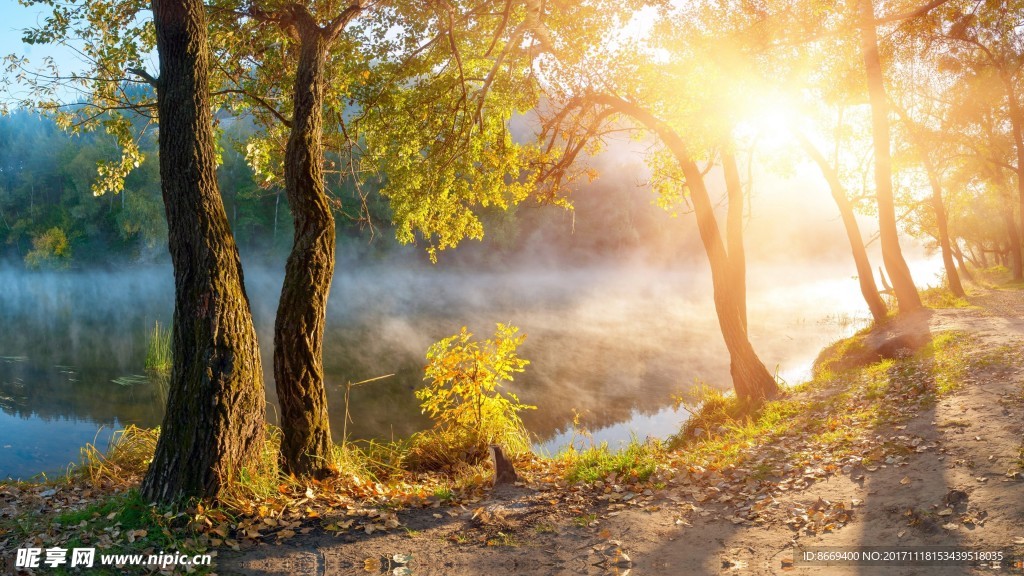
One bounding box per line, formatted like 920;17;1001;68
1;0;92;103
0;0;77;64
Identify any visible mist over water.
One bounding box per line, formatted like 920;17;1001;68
0;252;944;479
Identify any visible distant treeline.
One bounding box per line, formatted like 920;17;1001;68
0;111;709;270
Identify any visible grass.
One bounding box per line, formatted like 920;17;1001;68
572;513;598;527
564;438;663;484
811;328;873;379
144;321;172;374
1;488;207;576
971;265;1024;290
3;311;1018;568
920;285;971;309
486;531;520;547
77;425;158;484
662;329;979;474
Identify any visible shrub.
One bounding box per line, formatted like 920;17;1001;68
408;323;535;470
24;227;71;269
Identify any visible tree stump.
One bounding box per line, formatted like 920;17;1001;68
489;444;518;485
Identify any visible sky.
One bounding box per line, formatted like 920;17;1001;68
1;1;77;63
1;0;92;104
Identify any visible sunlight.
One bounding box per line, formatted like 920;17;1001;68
732;90;804;154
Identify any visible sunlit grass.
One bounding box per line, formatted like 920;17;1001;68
563;439;664;484
665;330;976;474
972;265;1024;290
811;328;873;379
77;425;158;485
920;285;971;309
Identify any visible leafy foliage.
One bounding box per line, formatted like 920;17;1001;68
409;324;535;470
24;226;71;269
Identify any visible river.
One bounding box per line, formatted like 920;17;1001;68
0;257;943;479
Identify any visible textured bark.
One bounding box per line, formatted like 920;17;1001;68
798;134;889;323
274;11;337;478
591;94;779;402
857;0;923;314
922;162;966;297
722;149;748;331
142;0;266;504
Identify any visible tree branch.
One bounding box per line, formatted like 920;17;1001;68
212;88;292;128
128;67;158;87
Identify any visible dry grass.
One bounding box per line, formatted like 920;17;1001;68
77;425;158;485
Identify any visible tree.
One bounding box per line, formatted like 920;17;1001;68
139;0;267;503
214;0;556;476
522;2;799;401
890;105;967;297
538;91;780;402
797;128;890;322
233;1;365;479
856;0;923;313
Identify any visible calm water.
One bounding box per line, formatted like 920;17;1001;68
0;259;942;479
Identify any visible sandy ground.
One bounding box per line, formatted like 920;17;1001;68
219;290;1024;576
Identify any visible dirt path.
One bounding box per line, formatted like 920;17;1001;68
220;290;1024;576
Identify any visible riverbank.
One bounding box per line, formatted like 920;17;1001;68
3;283;1023;575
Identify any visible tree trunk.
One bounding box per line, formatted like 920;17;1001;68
974;244;988;268
722;148;748;331
951;243;974;283
142;0;266;504
798;133;889;323
1002;74;1024;279
1001;201;1023;280
857;0;922;313
591;94;779;402
922;161;966;297
274;13;336;478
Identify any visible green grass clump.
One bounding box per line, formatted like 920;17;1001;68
920;285;971;309
144;321;172;374
811;330;873;379
564;439;663;484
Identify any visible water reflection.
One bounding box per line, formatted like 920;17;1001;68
0;260;932;478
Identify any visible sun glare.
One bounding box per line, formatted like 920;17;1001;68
733;91;804;154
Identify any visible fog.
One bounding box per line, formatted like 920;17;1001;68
0;137;950;477
0;247;944;478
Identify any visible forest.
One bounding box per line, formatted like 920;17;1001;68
2;0;1024;574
